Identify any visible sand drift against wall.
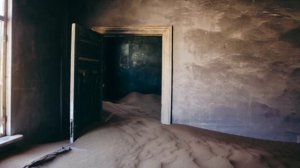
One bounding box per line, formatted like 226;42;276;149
27;92;297;168
2;92;299;168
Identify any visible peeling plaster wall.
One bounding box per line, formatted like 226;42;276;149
11;0;67;142
71;0;300;142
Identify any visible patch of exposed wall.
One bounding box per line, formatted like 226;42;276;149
12;0;67;142
71;0;300;142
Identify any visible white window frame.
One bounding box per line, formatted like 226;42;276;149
0;0;12;137
0;0;23;146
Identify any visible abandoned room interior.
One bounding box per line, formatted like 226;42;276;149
0;0;300;167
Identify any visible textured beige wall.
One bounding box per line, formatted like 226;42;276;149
71;0;300;142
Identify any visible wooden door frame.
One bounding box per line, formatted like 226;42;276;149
92;26;173;124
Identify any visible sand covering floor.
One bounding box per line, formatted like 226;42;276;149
1;92;300;168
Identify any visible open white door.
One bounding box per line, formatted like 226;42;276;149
70;23;103;143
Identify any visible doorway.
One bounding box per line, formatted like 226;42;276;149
93;26;173;125
70;25;173;142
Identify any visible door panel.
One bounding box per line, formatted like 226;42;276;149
70;23;103;143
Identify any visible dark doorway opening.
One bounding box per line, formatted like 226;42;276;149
102;36;162;102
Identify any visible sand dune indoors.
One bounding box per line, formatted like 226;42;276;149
1;92;300;168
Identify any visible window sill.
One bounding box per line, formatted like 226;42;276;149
0;135;23;148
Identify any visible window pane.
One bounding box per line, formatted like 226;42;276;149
0;20;4;136
0;0;4;16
